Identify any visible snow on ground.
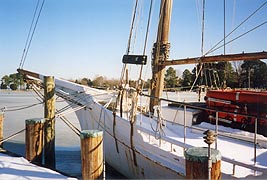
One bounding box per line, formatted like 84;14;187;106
0;152;76;180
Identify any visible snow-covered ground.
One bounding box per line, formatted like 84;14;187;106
0;152;76;180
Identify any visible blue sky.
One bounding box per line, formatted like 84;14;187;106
1;0;266;81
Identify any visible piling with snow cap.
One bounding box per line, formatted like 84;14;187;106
25;118;45;165
44;76;55;168
185;147;221;179
0;112;4;147
81;130;103;180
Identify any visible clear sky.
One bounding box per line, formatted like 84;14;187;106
1;0;266;81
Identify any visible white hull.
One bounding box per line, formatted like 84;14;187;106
75;102;184;178
72;94;267;179
25;76;267;179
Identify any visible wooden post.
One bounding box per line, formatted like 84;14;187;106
81;130;103;180
25;118;45;165
0;112;4;147
44;76;56;168
185;147;221;180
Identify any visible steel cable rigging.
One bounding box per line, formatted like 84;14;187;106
119;0;139;86
18;0;45;69
138;0;154;83
205;0;267;56
190;0;267;91
120;0;154;87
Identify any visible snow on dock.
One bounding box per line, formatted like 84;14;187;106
0;151;76;180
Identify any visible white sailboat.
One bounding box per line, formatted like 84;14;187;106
18;0;267;179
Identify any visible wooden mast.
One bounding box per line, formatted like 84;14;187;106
150;0;173;113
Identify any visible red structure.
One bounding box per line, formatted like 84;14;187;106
204;89;267;136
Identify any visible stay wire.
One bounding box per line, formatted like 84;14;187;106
142;0;153;56
201;0;205;56
132;0;142;53
19;0;41;69
223;0;227;88
201;0;208;86
192;0;267;90
20;0;46;69
137;0;154;85
205;0;267;56
209;19;267;54
126;0;139;55
120;0;139;85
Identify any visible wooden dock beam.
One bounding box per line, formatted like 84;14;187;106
44;76;56;168
0;112;4;147
25;118;45;165
185;147;221;180
81;130;103;180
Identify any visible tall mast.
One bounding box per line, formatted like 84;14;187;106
150;0;173;112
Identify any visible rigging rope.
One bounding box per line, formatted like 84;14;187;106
119;0;139;86
1;102;43;112
137;0;154;88
56;110;81;136
19;0;45;69
0;129;25;144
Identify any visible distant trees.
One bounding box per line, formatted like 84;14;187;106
178;60;267;90
240;60;267;88
35;58;267;91
1;75;10;89
181;69;193;89
1;73;24;90
73;76;120;90
164;67;179;88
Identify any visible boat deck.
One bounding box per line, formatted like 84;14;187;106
134;106;267;179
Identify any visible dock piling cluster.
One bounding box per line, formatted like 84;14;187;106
0;76;104;179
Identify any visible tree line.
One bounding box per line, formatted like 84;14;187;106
0;73;122;91
175;60;267;90
1;73;24;90
1;60;267;91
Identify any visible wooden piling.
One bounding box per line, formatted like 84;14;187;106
25;118;45;165
185;147;221;180
44;76;55;168
0;112;4;147
81;130;103;180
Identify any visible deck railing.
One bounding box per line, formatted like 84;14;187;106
139;93;267;177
